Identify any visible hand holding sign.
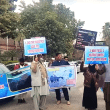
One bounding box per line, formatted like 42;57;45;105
81;57;84;62
95;64;99;70
81;52;85;62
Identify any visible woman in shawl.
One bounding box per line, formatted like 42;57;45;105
80;58;106;110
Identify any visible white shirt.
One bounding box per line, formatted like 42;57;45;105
20;65;24;68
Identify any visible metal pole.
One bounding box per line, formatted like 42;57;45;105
33;56;34;61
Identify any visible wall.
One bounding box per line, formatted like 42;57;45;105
0;38;23;54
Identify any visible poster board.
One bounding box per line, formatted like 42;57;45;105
24;37;47;56
0;65;77;99
75;29;97;50
0;66;31;99
85;46;109;64
47;65;77;89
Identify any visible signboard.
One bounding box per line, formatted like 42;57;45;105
31;37;40;39
95;41;106;46
0;66;31;99
0;65;77;99
85;46;109;64
75;29;97;50
24;37;47;56
47;65;77;89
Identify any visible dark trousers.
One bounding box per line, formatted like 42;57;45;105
104;82;110;110
55;88;69;101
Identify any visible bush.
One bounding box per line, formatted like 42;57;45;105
1;61;19;65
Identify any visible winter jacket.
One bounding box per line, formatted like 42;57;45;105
80;61;106;91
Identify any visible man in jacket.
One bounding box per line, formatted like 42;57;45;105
14;58;28;103
52;53;70;105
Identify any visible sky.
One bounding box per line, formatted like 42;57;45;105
14;0;110;41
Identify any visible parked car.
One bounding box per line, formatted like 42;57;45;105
0;63;10;74
69;61;80;73
6;63;18;71
0;63;15;100
0;63;32;100
69;60;88;73
6;62;31;71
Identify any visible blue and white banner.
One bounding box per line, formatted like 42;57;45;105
0;65;77;99
24;37;47;56
85;46;109;64
47;65;77;89
0;66;31;99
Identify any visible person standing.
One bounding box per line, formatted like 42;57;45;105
103;56;110;110
64;56;71;91
14;58;28;103
52;53;70;105
80;59;106;110
98;64;106;92
64;56;69;62
31;54;49;110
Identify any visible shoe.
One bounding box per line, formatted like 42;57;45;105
67;101;70;105
18;99;22;103
57;100;61;105
22;99;26;103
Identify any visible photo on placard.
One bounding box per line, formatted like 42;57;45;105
75;29;97;50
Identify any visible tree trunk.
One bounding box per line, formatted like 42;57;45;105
11;57;13;61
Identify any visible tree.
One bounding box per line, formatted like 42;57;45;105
9;0;18;11
102;22;110;48
0;0;19;38
18;0;84;56
55;3;84;38
103;22;110;39
34;11;74;55
3;49;18;61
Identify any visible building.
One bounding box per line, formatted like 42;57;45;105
0;37;23;54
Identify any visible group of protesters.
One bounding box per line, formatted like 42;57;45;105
30;53;71;110
14;53;110;110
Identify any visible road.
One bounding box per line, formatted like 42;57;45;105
0;73;105;110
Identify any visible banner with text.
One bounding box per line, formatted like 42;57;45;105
0;66;31;99
0;65;77;99
75;29;97;50
24;37;47;56
47;65;77;89
85;46;109;64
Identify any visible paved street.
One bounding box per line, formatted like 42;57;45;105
0;73;105;110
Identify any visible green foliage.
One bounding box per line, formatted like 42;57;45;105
1;50;19;61
1;60;18;65
34;11;73;55
0;0;19;38
9;0;18;11
102;22;110;49
18;0;84;56
103;22;110;39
